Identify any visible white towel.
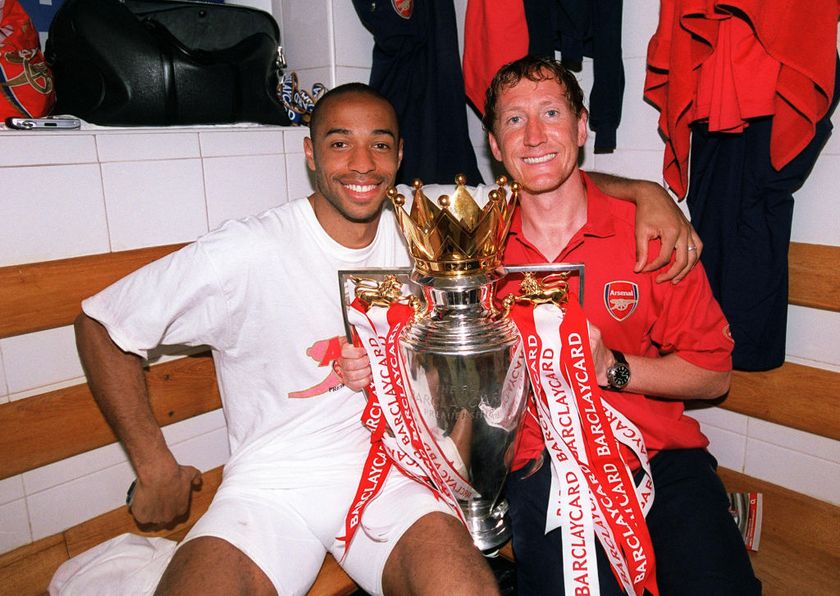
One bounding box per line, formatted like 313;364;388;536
49;533;177;595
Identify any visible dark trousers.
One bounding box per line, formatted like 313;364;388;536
685;56;839;371
504;449;761;595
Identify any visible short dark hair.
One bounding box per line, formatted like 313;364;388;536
482;55;586;132
308;83;399;139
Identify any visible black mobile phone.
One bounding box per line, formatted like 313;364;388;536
5;116;81;130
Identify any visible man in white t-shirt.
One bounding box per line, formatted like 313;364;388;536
75;83;699;595
76;84;498;595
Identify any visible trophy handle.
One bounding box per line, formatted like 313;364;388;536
338;268;417;342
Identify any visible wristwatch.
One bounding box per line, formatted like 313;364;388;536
605;350;631;391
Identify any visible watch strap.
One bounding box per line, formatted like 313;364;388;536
611;350;627;366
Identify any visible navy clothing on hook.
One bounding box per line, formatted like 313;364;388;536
686;56;840;371
523;0;624;152
353;0;482;186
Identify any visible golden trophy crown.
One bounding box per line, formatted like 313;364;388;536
387;175;520;277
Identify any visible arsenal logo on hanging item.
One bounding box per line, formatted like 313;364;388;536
604;281;639;321
391;0;413;19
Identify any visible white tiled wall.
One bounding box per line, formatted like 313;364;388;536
3;326;83;401
0;164;109;267
203;154;288;229
333;1;374;71
0;350;8;404
102;159;209;250
0;125;316;555
280;0;372;93
284;127;316;201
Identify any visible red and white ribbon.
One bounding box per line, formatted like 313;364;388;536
340;289;658;596
511;298;658;596
338;298;476;557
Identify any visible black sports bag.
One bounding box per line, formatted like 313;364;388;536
45;0;291;126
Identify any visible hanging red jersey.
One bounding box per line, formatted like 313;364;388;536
462;0;529;114
645;0;839;199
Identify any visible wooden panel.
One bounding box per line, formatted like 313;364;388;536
0;535;68;596
1;241;834;342
0;244;185;340
717;362;839;442
788;242;840;312
0;353;221;480
718;467;840;596
64;467;223;557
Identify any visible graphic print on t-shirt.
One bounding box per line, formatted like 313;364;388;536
288;335;344;398
604;281;639;322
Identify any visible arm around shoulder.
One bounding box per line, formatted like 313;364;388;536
586;171;702;283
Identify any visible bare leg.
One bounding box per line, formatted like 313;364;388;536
155;536;276;596
382;512;499;596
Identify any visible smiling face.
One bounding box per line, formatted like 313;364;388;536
487;74;587;197
304;91;403;245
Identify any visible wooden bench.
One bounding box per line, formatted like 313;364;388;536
1;242;838;595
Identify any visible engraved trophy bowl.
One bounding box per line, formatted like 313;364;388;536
399;268;528;552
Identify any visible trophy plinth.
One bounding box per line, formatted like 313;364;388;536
465;498;510;553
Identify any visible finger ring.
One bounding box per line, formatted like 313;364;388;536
687;245;697;252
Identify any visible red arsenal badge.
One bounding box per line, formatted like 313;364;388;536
392;0;413;19
604;281;638;321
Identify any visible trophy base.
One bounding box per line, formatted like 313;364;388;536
464;499;512;554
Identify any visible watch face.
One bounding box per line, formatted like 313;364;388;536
608;363;631;389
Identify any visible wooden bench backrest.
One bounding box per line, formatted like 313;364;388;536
0;244;224;480
722;242;840;439
1;242;839;595
1;241;838;483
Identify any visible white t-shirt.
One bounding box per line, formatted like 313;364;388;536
83;199;410;488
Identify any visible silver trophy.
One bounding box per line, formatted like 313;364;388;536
341;176;581;552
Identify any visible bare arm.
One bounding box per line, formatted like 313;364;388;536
74;313;200;525
587;322;730;400
587;171;702;284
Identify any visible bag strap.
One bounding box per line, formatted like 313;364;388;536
278;72;325;125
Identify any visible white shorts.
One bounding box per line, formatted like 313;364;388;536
181;469;453;595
